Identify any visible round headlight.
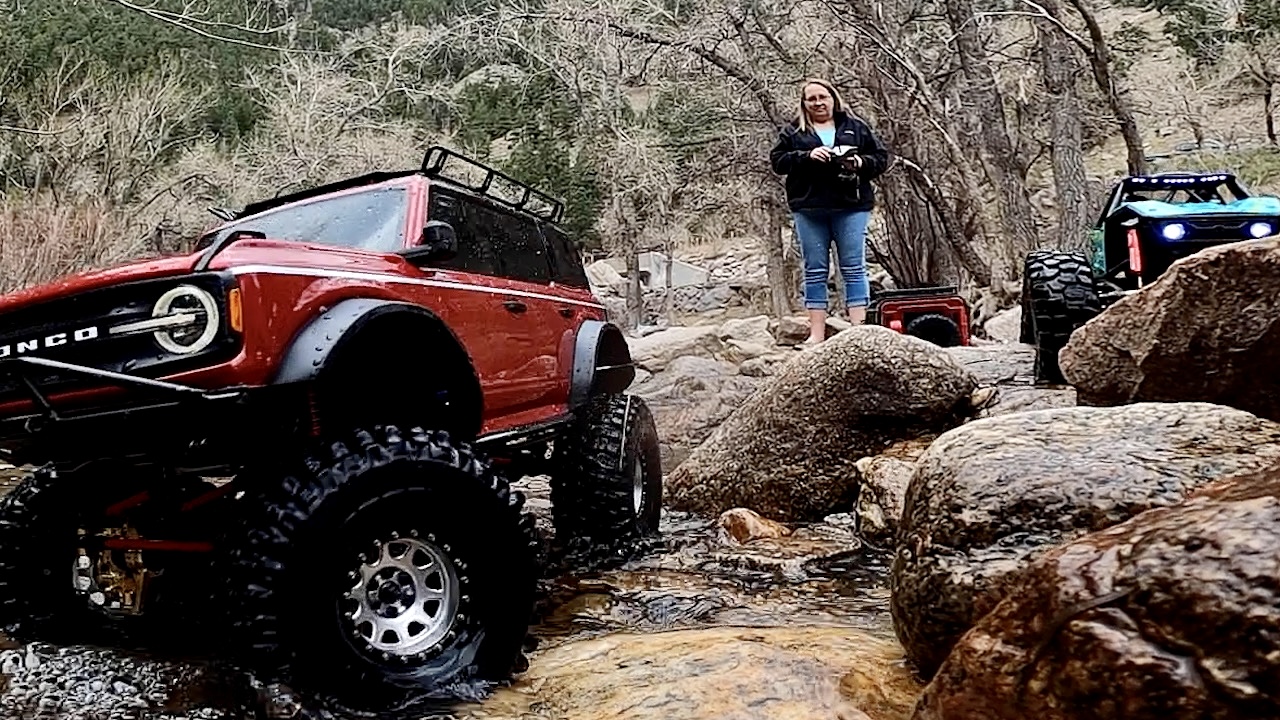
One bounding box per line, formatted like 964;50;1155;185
1249;221;1273;238
151;285;220;355
1161;223;1186;241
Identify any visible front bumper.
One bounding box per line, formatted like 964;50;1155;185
0;355;263;468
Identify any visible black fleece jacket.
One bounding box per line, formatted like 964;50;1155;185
770;111;890;213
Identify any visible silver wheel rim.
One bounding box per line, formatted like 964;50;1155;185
343;536;460;659
632;461;645;516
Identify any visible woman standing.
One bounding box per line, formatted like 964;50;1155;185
770;78;890;345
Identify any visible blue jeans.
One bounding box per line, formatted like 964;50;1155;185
793;209;871;310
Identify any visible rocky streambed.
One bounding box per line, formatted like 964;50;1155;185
0;476;909;720
0;334;1063;720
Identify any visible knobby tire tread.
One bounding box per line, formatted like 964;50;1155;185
223;425;542;717
550;394;662;569
1023;250;1101;383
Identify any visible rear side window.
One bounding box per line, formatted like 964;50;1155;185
427;187;553;284
541;223;589;288
215;186;408;252
488;208;553;285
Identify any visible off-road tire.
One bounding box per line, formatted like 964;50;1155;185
0;468;113;645
1022;250;1101;383
1019;273;1034;345
0;466;218;649
904;313;962;347
550;394;663;565
223;426;542;715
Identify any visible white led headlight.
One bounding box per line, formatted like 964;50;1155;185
1161;222;1186;241
1248;221;1273;238
109;284;220;355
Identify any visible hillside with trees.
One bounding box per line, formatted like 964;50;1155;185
3;0;1280;321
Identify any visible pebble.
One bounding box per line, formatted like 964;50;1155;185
0;643;232;719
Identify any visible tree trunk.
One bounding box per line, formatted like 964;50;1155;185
626;243;642;329
850;37;995;287
663;237;675;325
942;0;1041;276
1062;0;1148;175
614;195;643;330
761;190;793;319
1038;21;1092;253
1267;83;1277;146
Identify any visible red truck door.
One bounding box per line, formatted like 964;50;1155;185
420;188;565;421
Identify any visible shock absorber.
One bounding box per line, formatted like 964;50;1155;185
307;386;323;438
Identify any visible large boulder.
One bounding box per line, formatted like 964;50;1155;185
717;315;775;348
666;326;982;522
627;325;724;373
912;461;1280;720
891;402;1280;679
1060;236;1280;421
629;355;766;470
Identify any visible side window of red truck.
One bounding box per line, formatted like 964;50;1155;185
427;188;499;276
486;208;553;285
427;187;553;286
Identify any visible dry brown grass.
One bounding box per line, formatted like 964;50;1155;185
0;195;154;295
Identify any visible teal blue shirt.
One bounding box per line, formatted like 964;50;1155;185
816;127;836;146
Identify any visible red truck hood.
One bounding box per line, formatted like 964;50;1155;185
0;240;410;315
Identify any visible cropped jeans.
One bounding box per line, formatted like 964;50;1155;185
792;208;871;310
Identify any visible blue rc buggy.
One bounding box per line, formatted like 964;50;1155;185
1020;171;1280;382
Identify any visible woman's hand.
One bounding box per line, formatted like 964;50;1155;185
809;147;831;162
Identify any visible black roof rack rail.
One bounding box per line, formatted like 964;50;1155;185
421;145;566;223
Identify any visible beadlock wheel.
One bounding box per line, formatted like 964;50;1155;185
344;534;461;661
224;426;542;713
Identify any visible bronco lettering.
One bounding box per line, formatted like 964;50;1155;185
0;326;99;358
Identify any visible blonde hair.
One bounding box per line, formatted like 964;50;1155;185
796;78;846;132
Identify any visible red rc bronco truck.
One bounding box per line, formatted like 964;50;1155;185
0;146;663;712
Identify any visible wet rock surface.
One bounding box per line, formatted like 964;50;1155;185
913;462;1280;720
0;339;1088;719
854;457;914;543
945;345;1076;417
472;626;920;720
891;402;1280;679
666;327;980;523
1060;236;1280;421
629;355;767;470
717;508;793;544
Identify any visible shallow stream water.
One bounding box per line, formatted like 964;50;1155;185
0;344;1062;719
0;468;911;719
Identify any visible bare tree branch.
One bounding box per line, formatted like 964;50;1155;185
102;0;309;53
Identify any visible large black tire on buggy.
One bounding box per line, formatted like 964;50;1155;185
1021;250;1101;383
223;426;542;714
550;393;663;564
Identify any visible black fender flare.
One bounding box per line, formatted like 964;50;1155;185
273;298;445;384
568;319;635;410
273;298;483;435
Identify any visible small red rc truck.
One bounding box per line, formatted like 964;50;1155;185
0;146;663;713
867;285;971;347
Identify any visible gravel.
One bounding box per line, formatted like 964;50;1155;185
0;642;232;720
